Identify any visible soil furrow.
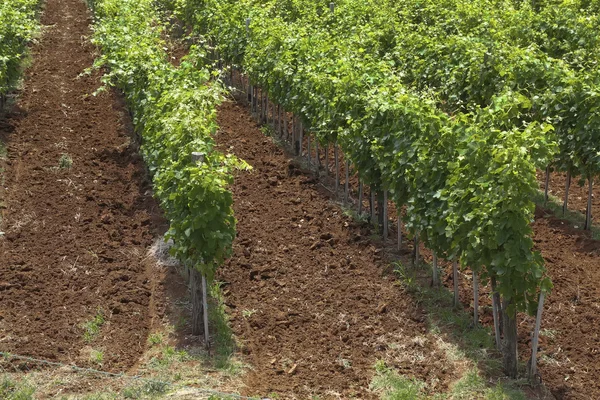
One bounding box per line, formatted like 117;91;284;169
216;101;455;399
0;0;162;371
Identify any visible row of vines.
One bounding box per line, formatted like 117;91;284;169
0;0;40;110
89;0;248;341
166;0;600;379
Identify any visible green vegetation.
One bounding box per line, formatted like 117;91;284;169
0;376;35;400
82;310;105;342
0;0;40;103
58;153;73;169
91;0;248;284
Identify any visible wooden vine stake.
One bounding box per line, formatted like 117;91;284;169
563;169;571;216
491;276;502;351
265;93;270;123
192;151;210;347
397;218;402;251
382;190;388;239
283;110;288;141
259;90;264;122
585;176;593;230
307;134;311;166
325;144;329;175
370;189;375;225
453;260;459;307
473;271;479;326
247;77;252;106
357;181;363;214
315;141;321;168
529;291;546;381
544;165;550;205
277;104;282;136
294;116;300;156
334;145;340;194
299;122;304;157
201;274;210;348
413;234;420;267
190;268;203;336
344;160;350;205
432;254;439;286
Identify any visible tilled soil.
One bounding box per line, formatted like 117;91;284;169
217;100;456;399
0;0;162;371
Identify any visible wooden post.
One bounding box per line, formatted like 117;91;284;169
190;268;203;336
283;110;288;141
473;271;479;326
397;218;402;251
453;260;459;307
307;134;311;165
382;190;388;239
432;254;439;286
247;77;252;105
325;144;329;175
294;117;300;156
585;176;593;230
344;160;350;205
358;181;363;214
491;276;502;351
277;104;282;135
370;189;376;224
334;145;340;194
544;165;550;205
252;86;257;116
299;122;304;157
316;141;321;168
413;234;420;267
260;90;264;122
201;274;210;348
529;291;546;381
563;169;571;216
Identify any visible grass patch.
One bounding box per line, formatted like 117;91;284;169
121;378;170;399
383;261;532;399
59;153;73;169
209;281;244;373
82;309;105;342
370;360;426;399
89;349;104;366
0;375;35;400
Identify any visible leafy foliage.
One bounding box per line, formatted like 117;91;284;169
91;0;248;278
172;0;558;313
0;0;39;98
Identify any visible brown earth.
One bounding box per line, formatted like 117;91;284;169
0;0;164;371
216;100;457;399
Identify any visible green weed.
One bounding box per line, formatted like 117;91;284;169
58;153;73;169
0;375;35;400
82;310;105;342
